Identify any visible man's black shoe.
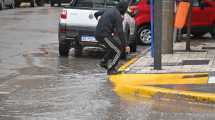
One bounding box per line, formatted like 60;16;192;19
99;62;108;69
107;68;121;75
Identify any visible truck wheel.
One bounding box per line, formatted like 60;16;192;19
74;46;82;57
137;25;151;45
59;43;70;57
0;0;4;10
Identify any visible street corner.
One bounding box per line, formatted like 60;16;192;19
118;54;140;72
108;72;209;98
113;84;215;104
107;53;215;103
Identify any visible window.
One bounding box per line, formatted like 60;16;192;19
193;0;200;7
71;0;119;8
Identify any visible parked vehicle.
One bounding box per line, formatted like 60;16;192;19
50;0;71;7
129;0;215;44
15;0;45;7
0;0;15;10
58;0;137;57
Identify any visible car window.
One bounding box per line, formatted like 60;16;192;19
70;0;119;9
193;0;200;7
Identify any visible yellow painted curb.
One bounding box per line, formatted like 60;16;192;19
114;85;215;103
108;52;214;103
118;54;140;72
109;73;208;86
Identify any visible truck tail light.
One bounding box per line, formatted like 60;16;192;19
60;9;67;19
59;28;66;33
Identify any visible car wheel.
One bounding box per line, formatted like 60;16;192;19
74;46;82;57
0;0;4;10
59;42;70;57
137;25;151;45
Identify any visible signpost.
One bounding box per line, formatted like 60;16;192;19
151;0;162;70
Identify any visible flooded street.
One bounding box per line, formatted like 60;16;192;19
1;5;215;120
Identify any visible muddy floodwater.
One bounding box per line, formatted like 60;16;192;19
1;5;215;120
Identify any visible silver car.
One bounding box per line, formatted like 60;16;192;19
0;0;15;10
58;0;137;57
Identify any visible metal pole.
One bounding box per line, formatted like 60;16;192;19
150;0;154;57
154;0;162;70
161;0;174;54
186;0;192;51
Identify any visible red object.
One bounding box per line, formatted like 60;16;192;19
132;0;215;32
130;0;150;26
60;9;67;19
191;0;215;27
175;2;190;29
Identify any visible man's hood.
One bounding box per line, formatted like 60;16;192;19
116;0;129;15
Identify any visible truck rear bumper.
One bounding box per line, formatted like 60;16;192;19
58;25;106;48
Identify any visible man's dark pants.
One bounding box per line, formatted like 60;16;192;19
96;36;122;71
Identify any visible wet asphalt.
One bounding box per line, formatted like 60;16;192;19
1;5;215;120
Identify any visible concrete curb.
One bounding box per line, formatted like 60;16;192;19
108;50;215;103
118;47;150;72
114;85;215;103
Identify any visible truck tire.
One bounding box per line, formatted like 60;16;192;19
0;0;4;10
59;43;70;57
74;46;82;57
137;25;151;45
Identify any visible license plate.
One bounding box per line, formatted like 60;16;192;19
81;36;96;42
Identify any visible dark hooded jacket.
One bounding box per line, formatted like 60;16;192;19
95;0;129;45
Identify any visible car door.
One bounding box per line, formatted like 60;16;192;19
192;0;210;27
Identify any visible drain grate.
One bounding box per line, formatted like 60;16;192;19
174;50;206;52
202;46;215;50
149;62;180;67
182;60;209;65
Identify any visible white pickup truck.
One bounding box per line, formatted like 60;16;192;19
58;0;137;57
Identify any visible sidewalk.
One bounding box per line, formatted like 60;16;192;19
109;38;215;103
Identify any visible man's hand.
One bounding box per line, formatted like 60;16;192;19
125;46;130;53
97;16;101;21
